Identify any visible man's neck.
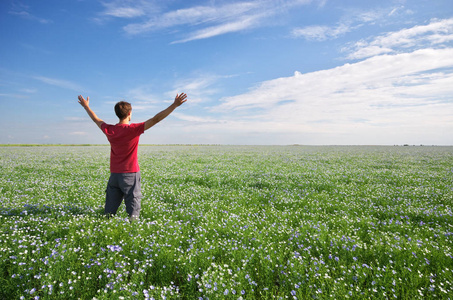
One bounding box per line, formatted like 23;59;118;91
118;118;130;125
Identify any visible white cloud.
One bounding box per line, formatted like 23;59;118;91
108;74;227;118
125;85;160;103
171;113;219;123
33;76;83;91
21;88;37;93
102;0;313;42
171;14;261;44
217;48;453;110
167;73;233;104
119;74;222;111
291;6;392;41
0;93;29;99
292;23;352;41
346;18;453;59
100;0;157;18
9;3;52;24
211;47;453;144
103;6;144;18
123;1;265;39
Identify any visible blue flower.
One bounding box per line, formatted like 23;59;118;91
107;245;122;252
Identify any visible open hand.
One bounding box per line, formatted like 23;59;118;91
174;93;187;107
78;95;90;108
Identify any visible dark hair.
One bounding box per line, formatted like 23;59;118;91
114;101;132;120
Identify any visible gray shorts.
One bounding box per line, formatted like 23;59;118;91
105;172;142;217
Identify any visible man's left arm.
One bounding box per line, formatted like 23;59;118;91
144;93;187;131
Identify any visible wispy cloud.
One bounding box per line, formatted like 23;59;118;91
171;113;220;124
124;85;159;103
33;76;83;91
291;7;401;41
167;73;235;104
124;2;261;32
210;20;453;143
9;2;52;24
122;1;266;41
100;0;313;43
292;23;352;41
100;0;157;18
345;18;453;59
216;48;453;112
0;93;29;99
171;14;262;44
122;73;230;114
111;85;162;113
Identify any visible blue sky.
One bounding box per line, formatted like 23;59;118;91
1;0;452;145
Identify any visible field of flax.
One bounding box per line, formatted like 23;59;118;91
0;145;452;299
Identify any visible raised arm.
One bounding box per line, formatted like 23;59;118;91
78;95;104;129
144;93;187;131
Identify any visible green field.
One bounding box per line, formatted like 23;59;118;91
1;145;452;299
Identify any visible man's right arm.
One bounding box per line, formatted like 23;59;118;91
78;95;104;129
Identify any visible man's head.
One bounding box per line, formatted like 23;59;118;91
114;101;132;120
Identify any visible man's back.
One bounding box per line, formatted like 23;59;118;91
101;122;145;173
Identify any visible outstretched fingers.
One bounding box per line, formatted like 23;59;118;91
78;95;90;107
175;93;188;106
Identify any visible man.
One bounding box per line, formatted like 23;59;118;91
78;93;188;221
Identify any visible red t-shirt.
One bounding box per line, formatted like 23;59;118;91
101;122;145;173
